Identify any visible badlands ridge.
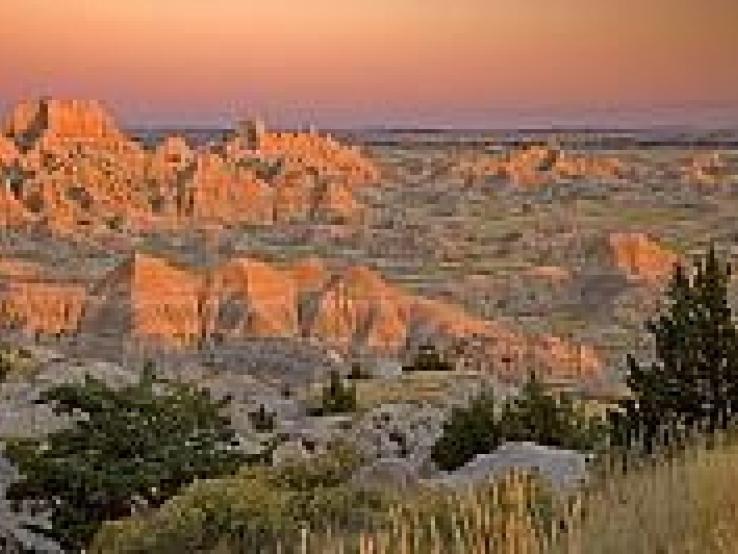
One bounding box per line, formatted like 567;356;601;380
0;98;687;383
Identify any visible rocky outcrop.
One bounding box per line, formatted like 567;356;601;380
608;232;678;284
0;182;30;228
430;442;589;491
252;131;379;186
208;258;298;338
307;265;409;352
0;98;379;237
0;254;602;383
681;152;726;186
299;265;600;380
84;252;206;347
4;98;123;148
455;145;623;187
407;296;600;381
288;257;329;294
0;282;86;336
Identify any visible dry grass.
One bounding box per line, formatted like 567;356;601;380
90;431;738;553
560;435;738;554
353;370;489;410
291;435;738;554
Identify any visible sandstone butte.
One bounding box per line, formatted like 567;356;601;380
455;145;624;186
0;252;601;382
608;232;679;284
0;97;378;236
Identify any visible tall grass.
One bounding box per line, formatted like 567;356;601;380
287;436;738;554
92;434;738;553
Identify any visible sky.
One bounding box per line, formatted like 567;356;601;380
1;0;737;128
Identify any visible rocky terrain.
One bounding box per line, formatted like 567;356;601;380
0;98;376;238
1;99;736;393
1;97;738;549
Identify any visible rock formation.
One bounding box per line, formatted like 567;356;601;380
608;232;678;284
84;252;205;346
208;258;298;339
0;181;30;228
0;98;379;238
0;281;86;336
288;257;330;293
307;265;409;352
455;145;623;186
4;98;123;149
0;258;86;336
0;136;18;165
0;253;601;382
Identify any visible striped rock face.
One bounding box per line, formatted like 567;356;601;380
0;253;602;383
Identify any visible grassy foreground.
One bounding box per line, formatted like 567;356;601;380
90;433;738;553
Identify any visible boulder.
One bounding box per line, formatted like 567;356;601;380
430;441;589;492
352;457;420;491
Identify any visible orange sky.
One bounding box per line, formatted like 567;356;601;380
1;0;737;127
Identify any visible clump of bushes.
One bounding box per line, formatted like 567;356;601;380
431;372;605;471
90;441;388;553
249;403;276;432
309;370;357;416
431;389;501;471
501;371;606;452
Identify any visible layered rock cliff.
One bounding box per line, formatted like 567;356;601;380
0;98;379;236
0;253;601;382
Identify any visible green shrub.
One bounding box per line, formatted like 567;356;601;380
432;374;604;471
310;370;357;416
90;442;388;553
347;362;373;380
0;345;35;383
3;365;247;551
500;371;606;452
249;403;276;432
431;388;501;471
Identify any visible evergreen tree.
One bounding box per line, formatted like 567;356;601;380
4;367;247;551
500;371;604;451
613;245;738;449
431;389;501;471
313;370;357;415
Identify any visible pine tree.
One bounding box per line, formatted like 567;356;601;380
4;366;246;551
431;388;501;471
614;245;738;449
500;371;604;451
316;370;357;415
